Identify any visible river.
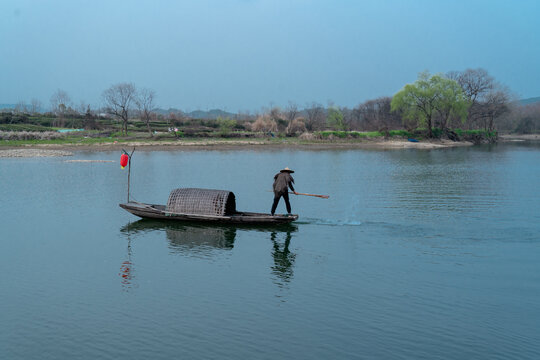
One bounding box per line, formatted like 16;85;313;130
1;142;539;359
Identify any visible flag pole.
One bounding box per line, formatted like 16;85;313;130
125;147;135;203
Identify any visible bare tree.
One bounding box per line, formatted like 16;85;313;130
268;106;282;122
304;102;325;131
510;103;540;134
50;89;72;127
447;69;515;132
136;88;156;136
479;88;511;132
448;68;493;103
349;107;363;130
50;89;71;110
14;101;28;114
340;107;354;130
102;83;137;135
30;98;42;114
78;101;89;116
284;101;299;125
266;106;287;132
447;68;495;128
356;99;378;130
356;97;400;131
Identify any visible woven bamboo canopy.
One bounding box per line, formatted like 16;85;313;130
166;188;236;216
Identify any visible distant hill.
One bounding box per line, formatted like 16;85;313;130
520;97;540;105
154;107;182;115
1;103;237;119
187;109;235;119
155;108;236;119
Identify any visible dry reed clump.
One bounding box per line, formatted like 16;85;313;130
298;132;315;140
249;115;278;132
0;131;66;141
286;117;307;136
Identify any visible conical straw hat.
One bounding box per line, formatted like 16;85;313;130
280;167;294;173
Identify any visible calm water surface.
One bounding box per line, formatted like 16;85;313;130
1;143;539;359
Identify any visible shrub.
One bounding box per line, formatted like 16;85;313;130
389;130;411;137
432;128;443;138
286;118;306;136
216;116;237;135
250;115;278;133
0;131;66;141
298;132;315;140
319;131;347;138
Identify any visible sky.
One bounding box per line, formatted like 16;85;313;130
1;0;539;112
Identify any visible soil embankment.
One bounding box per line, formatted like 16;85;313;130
0;138;477;156
499;134;540;141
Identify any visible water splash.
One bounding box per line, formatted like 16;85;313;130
296;217;363;226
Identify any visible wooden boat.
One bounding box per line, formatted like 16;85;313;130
119;188;298;225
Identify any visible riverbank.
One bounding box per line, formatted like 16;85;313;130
499;134;540;141
2;134;539;157
0;138;477;157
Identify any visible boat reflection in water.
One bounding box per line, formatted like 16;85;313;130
119;220;298;290
165;224;237;253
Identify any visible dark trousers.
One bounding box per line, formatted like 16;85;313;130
271;192;291;215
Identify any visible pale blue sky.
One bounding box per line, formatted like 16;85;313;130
1;0;539;112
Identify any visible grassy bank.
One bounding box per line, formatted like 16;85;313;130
0;110;507;148
0;129;497;147
0;122;506;149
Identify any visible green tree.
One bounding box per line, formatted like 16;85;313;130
326;107;345;130
391;71;469;137
433;76;470;130
216;116;237;135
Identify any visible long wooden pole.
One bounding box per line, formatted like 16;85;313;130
290;192;329;199
126;147;135;203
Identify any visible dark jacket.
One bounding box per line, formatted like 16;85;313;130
273;172;295;194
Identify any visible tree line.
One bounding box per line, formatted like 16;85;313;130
3;68;539;137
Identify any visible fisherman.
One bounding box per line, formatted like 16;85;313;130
271;167;298;216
